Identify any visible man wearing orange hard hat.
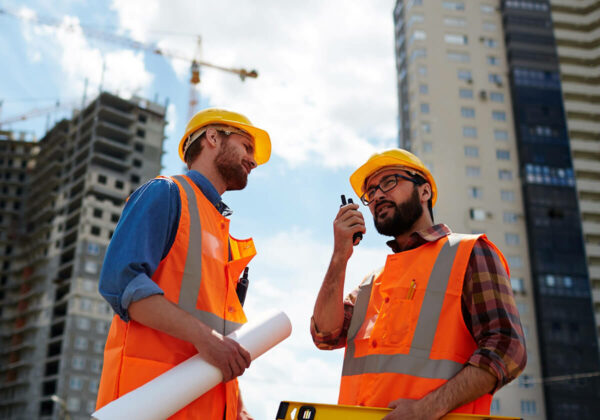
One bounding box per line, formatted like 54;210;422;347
96;108;270;419
312;148;526;419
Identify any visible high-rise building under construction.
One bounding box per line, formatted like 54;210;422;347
393;0;600;418
0;92;166;420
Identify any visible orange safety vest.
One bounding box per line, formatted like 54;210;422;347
339;233;509;414
96;175;256;419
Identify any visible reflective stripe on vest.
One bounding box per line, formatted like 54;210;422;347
173;175;243;336
342;234;468;379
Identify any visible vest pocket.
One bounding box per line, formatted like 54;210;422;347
370;297;414;350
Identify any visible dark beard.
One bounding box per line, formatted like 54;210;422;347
374;186;423;237
215;138;248;191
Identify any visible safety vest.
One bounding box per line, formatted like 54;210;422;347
339;233;508;414
96;175;256;420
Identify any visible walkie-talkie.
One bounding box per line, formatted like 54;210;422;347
341;195;363;245
236;267;249;306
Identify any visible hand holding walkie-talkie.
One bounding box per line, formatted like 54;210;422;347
340;194;363;246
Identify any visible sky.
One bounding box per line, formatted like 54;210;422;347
1;0;400;417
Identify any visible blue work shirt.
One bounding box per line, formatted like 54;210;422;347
98;170;231;321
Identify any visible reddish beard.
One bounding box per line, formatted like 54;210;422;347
215;137;248;191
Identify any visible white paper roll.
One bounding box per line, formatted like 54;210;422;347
92;311;292;420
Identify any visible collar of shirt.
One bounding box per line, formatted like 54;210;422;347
386;223;452;253
185;170;233;217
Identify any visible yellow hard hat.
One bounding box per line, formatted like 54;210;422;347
349;148;437;206
178;108;271;165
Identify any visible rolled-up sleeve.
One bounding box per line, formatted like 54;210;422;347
98;178;180;321
463;238;527;392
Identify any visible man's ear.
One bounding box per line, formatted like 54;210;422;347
204;127;219;149
420;183;432;203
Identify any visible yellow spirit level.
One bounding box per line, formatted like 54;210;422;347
276;401;521;420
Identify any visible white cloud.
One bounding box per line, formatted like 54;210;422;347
165;102;177;136
238;227;389;418
18;9;153;101
109;0;398;169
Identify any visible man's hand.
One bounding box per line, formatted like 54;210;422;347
383;398;440;420
333;202;366;261
237;404;254;420
193;327;251;382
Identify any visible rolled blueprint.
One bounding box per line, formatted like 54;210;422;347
92;311;292;420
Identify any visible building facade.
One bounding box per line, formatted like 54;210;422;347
550;0;600;351
0;93;166;420
394;0;600;418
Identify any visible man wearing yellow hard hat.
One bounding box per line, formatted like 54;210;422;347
312;149;526;419
96;108;270;419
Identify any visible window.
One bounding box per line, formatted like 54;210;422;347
487;56;500;66
505;233;520;245
504;212;518;223
87;400;97;414
111;213;120;223
461;107;475;118
410;48;427;61
80;298;93;312
466;166;481;177
67;397;80;412
72;356;85;370
418;65;428;76
409;29;427;45
91;359;102;373
136;128;146;138
94;340;105;353
444;17;466;26
501;190;515;202
470;208;486;221
421;122;431;133
69;376;83;390
419;84;429;94
490;92;504;102
444;34;468;45
521;400;537;415
91;226;101;236
443;1;465;10
138;114;147;123
87;242;100;255
131;174;141;184
488;73;502;84
134;143;144;152
498;169;513;180
407;13;425;28
468;186;483;199
483;22;496;31
115;180;125;189
459;88;473;99
496;150;510;160
511;278;525;293
96;321;109;334
545;275;556;287
98;174;107;184
420;103;430;114
464;146;479;157
76;318;91;330
447;51;470;62
458;69;472;81
494;129;508;140
492;111;506;121
482;37;498;48
93;208;103;218
509;256;523;269
89;379;99;393
422;142;433;153
481;4;495;13
74;336;88;350
84;260;98;274
82;279;95;292
463;126;477;138
518;374;533;388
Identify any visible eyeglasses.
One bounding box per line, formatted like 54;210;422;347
360;173;419;205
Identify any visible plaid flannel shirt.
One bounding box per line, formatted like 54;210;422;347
311;224;527;391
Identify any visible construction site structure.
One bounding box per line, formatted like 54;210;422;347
0;92;167;420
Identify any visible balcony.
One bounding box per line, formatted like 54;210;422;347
96;120;133;142
91;153;129;173
98;104;135;126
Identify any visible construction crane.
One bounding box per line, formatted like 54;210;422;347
0;7;258;120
